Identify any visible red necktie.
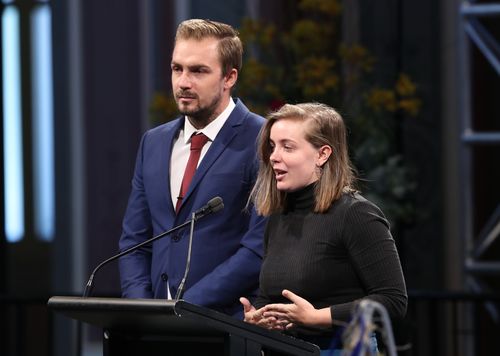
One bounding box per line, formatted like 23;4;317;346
176;133;209;213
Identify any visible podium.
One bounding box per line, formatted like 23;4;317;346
48;296;320;356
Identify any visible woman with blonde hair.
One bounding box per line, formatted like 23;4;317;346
240;102;407;353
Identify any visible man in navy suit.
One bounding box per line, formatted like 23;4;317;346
118;19;266;317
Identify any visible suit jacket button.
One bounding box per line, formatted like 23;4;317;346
172;234;180;242
161;273;168;282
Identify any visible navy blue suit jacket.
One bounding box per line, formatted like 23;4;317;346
119;99;266;316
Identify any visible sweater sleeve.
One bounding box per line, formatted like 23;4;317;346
331;199;408;322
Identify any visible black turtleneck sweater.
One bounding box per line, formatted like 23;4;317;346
254;184;407;328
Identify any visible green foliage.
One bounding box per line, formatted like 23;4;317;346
236;0;421;227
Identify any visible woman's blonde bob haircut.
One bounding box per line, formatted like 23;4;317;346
250;102;356;216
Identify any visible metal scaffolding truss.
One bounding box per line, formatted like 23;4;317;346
459;1;500;295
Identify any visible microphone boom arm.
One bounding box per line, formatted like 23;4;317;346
82;196;224;298
83;218;193;297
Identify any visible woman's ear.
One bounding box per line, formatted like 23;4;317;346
317;145;332;167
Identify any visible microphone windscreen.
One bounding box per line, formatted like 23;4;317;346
208;196;224;212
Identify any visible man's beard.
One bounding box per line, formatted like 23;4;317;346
176;90;223;127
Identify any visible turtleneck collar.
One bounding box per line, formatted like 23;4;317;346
284;182;316;213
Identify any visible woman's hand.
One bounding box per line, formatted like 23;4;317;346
239;297;284;330
261;290;332;329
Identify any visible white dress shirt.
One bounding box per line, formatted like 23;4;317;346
169;98;236;208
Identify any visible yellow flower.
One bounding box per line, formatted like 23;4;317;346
366;89;397;112
239;18;260;43
239;58;270;91
395;73;421;115
239;19;277;53
398;98;421;116
339;44;375;73
395;73;417;97
290;20;334;55
295;56;338;97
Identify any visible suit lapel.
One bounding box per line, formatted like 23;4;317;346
181;100;248;206
161;118;184;215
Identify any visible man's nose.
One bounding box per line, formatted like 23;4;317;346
177;72;192;89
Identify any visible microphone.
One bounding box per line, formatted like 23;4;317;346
174;196;224;301
194;196;224;219
83;196;224;297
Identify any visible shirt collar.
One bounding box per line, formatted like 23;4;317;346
182;98;236;144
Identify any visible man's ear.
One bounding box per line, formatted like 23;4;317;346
224;68;238;90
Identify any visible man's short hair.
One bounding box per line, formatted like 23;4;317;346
175;19;243;76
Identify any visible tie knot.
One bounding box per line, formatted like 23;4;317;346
190;133;209;150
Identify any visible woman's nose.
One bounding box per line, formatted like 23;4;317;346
270;148;280;163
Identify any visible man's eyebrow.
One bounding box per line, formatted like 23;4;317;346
171;62;211;70
188;64;211;70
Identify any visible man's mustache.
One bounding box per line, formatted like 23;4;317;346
175;90;197;99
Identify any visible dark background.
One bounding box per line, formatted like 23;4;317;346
1;0;499;355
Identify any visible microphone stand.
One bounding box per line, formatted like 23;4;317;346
83;196;224;298
174;211;196;302
83;218;193;297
